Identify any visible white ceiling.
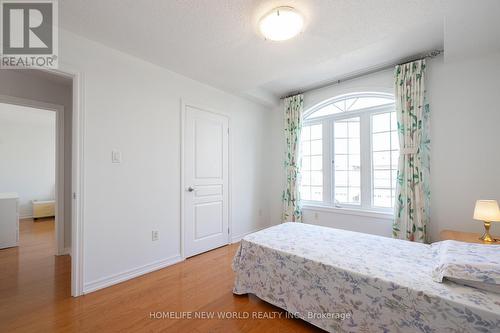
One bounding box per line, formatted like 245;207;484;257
59;0;446;106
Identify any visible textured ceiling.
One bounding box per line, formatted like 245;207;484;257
59;0;445;106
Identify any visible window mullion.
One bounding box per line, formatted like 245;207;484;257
360;113;372;209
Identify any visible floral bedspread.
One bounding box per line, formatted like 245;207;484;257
232;223;500;332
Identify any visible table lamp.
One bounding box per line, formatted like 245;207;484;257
473;200;500;243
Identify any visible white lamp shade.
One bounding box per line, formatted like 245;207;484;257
473;200;500;222
259;7;304;41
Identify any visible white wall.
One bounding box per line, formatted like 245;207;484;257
426;0;500;239
0;104;56;217
56;30;271;291
427;54;500;239
0;70;73;248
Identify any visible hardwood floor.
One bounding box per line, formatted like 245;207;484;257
0;219;322;332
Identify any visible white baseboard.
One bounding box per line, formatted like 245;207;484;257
83;255;184;294
231;225;270;243
19;215;33;219
0;241;19;249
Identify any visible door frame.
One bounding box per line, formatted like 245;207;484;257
0;64;85;297
0;94;65;255
180;100;232;259
42;64;85;297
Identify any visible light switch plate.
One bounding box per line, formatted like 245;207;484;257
111;150;122;163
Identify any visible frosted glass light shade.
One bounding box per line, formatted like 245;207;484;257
473;200;500;222
259;7;304;41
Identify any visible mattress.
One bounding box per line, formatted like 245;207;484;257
232;222;500;332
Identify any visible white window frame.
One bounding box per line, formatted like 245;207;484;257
301;92;396;215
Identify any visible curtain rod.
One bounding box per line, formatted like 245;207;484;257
280;49;443;100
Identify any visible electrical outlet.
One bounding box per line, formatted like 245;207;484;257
314;212;319;220
152;230;159;241
258;209;263;217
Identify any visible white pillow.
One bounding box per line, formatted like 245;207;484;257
447;278;500;293
431;240;500;293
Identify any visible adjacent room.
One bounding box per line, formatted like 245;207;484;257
0;102;57;247
0;1;499;332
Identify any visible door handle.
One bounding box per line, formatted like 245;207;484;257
187;187;195;192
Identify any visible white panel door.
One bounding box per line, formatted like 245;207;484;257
184;105;229;257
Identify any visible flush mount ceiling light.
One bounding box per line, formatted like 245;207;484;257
259;6;304;41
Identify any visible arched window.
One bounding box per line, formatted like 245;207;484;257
301;92;398;211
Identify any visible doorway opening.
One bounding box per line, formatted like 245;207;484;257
0;67;82;298
0;101;64;253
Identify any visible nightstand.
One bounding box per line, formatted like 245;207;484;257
439;229;499;244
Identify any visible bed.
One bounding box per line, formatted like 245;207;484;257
232;222;500;333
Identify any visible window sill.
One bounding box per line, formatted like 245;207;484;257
302;204;394;220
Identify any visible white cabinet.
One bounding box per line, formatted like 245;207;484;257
0;193;19;249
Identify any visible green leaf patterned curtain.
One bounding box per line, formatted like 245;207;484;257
282;94;304;222
393;59;431;243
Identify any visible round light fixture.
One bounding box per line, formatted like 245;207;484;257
259;6;304;41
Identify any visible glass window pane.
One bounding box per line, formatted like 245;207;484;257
391;151;399;167
391;170;398;186
307;104;343;119
334;116;360;204
335;171;348;186
310;124;322;140
373;189;392;207
334;121;348;138
372;112;391;133
301;186;311;201
335;138;347;154
311;171;323;186
371;110;397;207
311;156;322;170
349;97;393;111
344;98;358;111
335;187;348;204
302;156;311;171
334;101;346;112
348;138;360;154
372;132;391;151
310;140;322;155
306;96;393;120
348;187;360;204
349;171;360;187
348;154;360;171
348;121;360;137
335;154;348;171
373;151;391;170
374;170;391;188
310;186;323;201
390;112;397;131
391;131;399;150
301;126;310;141
302;171;311;186
300;123;323;203
302;141;310;155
